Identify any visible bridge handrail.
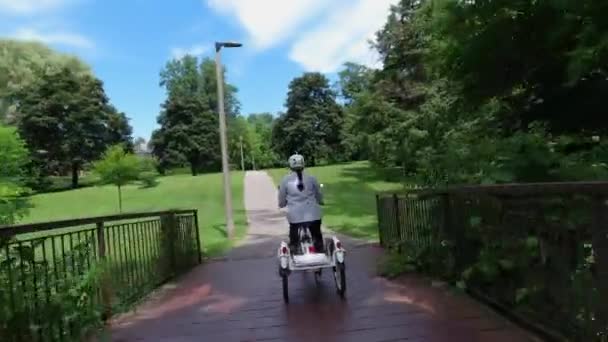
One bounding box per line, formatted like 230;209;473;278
0;209;201;341
376;181;608;341
0;209;197;237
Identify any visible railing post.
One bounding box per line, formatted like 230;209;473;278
96;221;112;321
194;210;202;264
376;194;385;247
591;196;608;338
393;194;402;251
441;192;451;235
160;212;177;278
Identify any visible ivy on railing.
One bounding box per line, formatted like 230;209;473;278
377;183;608;341
0;209;201;342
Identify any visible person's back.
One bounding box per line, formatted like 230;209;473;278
278;154;324;252
278;171;322;223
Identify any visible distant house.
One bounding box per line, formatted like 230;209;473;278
134;139;151;157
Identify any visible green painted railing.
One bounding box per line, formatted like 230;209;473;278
0;209;201;342
377;182;608;341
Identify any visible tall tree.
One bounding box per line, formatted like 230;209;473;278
0;39;90;124
151;55;222;175
337;62;376;160
198;58;240;118
423;0;608;134
13;66;116;188
106;105;134;152
248;113;278;168
337;62;374;105
272;73;344;165
373;0;428;109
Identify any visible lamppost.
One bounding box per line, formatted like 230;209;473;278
239;135;245;171
215;41;242;240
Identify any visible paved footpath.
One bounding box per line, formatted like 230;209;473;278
104;171;539;342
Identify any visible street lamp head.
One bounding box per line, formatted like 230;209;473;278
215;41;243;51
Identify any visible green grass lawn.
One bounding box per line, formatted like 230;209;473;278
268;161;405;241
22;172;247;256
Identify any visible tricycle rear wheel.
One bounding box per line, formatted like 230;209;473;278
334;262;346;298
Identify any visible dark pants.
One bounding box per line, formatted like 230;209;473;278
289;220;323;253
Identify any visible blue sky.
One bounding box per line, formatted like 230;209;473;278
0;0;397;140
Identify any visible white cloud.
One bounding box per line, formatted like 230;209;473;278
170;44;208;59
206;0;330;50
11;27;93;49
0;0;68;15
289;0;397;73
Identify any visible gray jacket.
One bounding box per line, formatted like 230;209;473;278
278;171;323;224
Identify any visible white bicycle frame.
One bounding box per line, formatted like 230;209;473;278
277;228;345;273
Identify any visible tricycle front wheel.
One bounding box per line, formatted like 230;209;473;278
334;262;346;298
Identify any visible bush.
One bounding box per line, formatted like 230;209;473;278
0;125;31;225
137;156;159;188
93;145;141;212
139;171;159;188
0;238;104;341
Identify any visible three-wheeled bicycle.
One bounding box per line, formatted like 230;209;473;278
277;224;346;303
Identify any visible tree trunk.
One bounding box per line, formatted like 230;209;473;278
71;162;79;189
117;185;123;213
190;163;198;176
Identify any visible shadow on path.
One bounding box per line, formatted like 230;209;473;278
103;237;536;342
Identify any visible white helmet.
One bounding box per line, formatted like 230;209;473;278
288;153;305;171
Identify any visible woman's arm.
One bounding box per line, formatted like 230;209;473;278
312;177;324;205
278;178;288;208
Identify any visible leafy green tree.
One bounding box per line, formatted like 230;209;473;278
373;0;428;109
337;62;374;105
152;55;241;174
12;66;120;188
106;105;134;152
423;0;608;134
272;73;344;165
337;62;375;160
247;113;279;168
137;155;160;188
198;58;240;119
0;125;30;225
152;56;219;175
0;39;90;124
227;115;250;170
93;145;142;213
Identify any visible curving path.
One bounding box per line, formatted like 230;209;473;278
104;171;538;342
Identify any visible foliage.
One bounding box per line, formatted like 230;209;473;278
330;0;608;188
378;192;602;339
93;145;143;212
378;249;417;279
0;238;104;341
11;65;132;189
0;39;91;124
272;73;345;165
0;40;130;194
247;113;280;168
137;156;160;188
423;0;608;135
105;107;134;152
0;125;30;225
151;55;243;175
